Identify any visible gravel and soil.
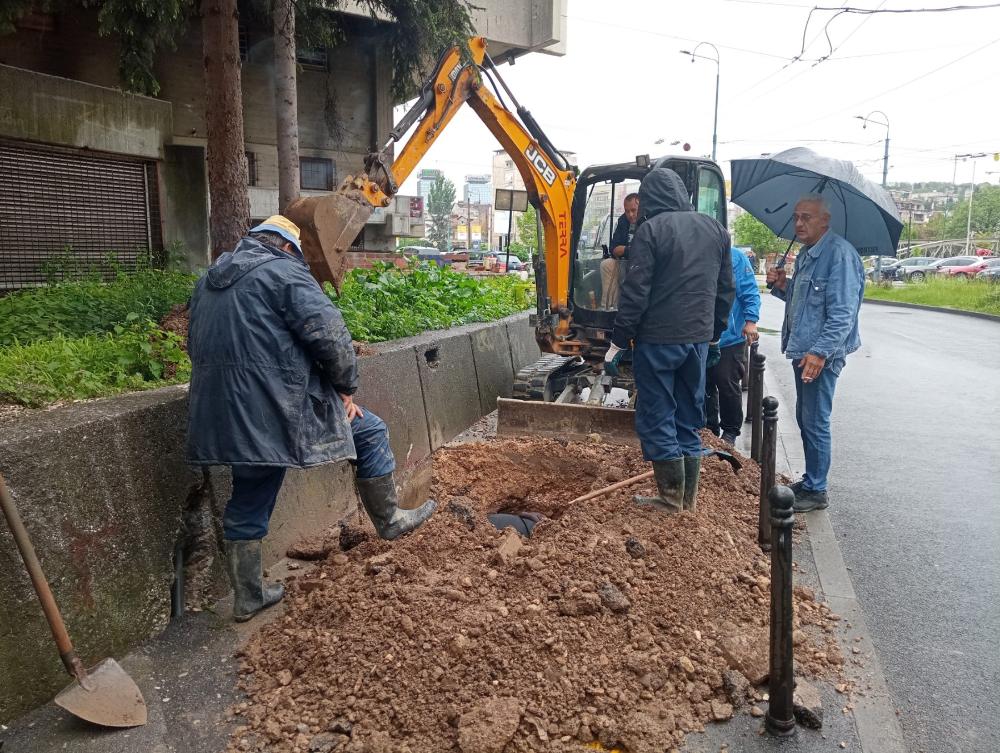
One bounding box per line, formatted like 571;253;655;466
229;435;846;753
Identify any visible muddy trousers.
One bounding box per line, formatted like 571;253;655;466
633;342;708;461
222;408;395;540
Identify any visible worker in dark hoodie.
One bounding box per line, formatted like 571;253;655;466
604;169;734;514
185;215;436;622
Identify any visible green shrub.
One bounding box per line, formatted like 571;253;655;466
0;269;197;346
0;317;190;408
332;262;533;342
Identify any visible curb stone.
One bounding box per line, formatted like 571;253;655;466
862;297;1000;322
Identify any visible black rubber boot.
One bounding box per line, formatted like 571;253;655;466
634;459;685;515
683;456;702;511
357;473;437;540
224;539;285;623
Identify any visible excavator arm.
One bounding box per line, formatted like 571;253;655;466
286;36;578;350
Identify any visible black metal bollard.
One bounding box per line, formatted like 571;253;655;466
744;341;759;422
765;484;796;737
750;350;766;462
758;396;779;552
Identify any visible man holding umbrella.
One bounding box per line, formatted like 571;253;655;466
766;195;864;511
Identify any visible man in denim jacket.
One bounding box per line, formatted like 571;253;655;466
766;196;864;511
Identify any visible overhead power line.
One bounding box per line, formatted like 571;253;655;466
799;3;1000;61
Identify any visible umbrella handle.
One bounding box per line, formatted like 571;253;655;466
766;238;797;289
0;472;82;681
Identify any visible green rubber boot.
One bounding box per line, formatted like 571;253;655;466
683;455;702;511
357;472;437;540
633;459;685;515
224;539;285;623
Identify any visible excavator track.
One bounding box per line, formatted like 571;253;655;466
512;354;585;402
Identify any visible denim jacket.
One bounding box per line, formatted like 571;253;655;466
772;231;864;364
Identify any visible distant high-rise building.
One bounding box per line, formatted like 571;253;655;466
417;168;443;201
464;174;492;205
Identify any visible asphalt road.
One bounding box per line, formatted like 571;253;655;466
756;296;1000;753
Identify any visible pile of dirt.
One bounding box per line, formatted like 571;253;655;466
230;437;844;753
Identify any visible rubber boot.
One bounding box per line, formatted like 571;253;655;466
224;539;284;623
633;459;685;515
682;456;702;511
357;473;437;540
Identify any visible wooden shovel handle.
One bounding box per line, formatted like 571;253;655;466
0;472;78;669
569;469;654;505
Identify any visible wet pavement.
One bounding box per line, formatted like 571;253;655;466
755;295;1000;753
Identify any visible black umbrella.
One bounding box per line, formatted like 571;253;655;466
731;147;903;257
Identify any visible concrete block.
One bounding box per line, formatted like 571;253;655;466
0;386;197;723
354;344;432;471
505;312;542;375
413;331;481;450
469;322;515;414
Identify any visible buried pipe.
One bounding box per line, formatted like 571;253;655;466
758;395;779;552
765;484;797;737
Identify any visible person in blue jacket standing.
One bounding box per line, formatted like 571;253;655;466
766;196;864;512
706;247;761;445
186;215;437;621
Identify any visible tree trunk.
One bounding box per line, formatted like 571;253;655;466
273;0;300;213
201;0;250;260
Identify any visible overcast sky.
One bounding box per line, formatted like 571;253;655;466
398;0;1000;196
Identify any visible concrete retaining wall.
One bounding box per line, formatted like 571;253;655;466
0;312;540;723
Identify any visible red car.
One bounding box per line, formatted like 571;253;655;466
934;257;990;278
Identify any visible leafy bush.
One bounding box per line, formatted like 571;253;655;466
0;317;190;408
332;262;533;342
0;269;197;347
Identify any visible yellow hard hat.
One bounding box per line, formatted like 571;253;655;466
249;215;302;254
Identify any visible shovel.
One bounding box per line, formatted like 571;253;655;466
0;472;147;728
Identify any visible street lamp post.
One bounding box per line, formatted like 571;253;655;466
856;111;890;281
956;153;988;255
680;43;720;161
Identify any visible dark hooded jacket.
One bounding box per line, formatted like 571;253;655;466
185;237;359;468
612;168;734;348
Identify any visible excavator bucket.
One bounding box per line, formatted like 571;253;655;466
496;398;639;446
284;176;375;293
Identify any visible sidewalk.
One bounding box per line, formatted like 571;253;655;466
1;363;905;752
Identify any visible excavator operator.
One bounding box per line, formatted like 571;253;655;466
604;168;734;514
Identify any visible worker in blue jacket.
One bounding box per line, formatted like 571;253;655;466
706;248;761;444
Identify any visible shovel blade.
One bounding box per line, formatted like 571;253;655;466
55;658;147;728
497;398;639;446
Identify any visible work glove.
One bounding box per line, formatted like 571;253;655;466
707;341;721;369
603;343;626;376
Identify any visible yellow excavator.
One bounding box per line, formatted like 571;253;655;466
286;36;728;441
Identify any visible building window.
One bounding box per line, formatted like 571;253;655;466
300;158;334;191
296;47;328;71
246;151;258;187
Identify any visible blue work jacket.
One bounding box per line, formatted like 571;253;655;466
718;248;761;349
773;231;864;364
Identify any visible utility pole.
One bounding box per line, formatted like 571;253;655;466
856;111;890;280
681;43;720;161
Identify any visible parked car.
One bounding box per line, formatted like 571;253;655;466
975;257;1000;281
929;256;987;279
404;245;449;267
866;258;901;281
894;256;940;282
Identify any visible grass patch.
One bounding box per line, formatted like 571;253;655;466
0;269;198;347
865;276;1000;316
331;262;533;343
0;319;190;408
